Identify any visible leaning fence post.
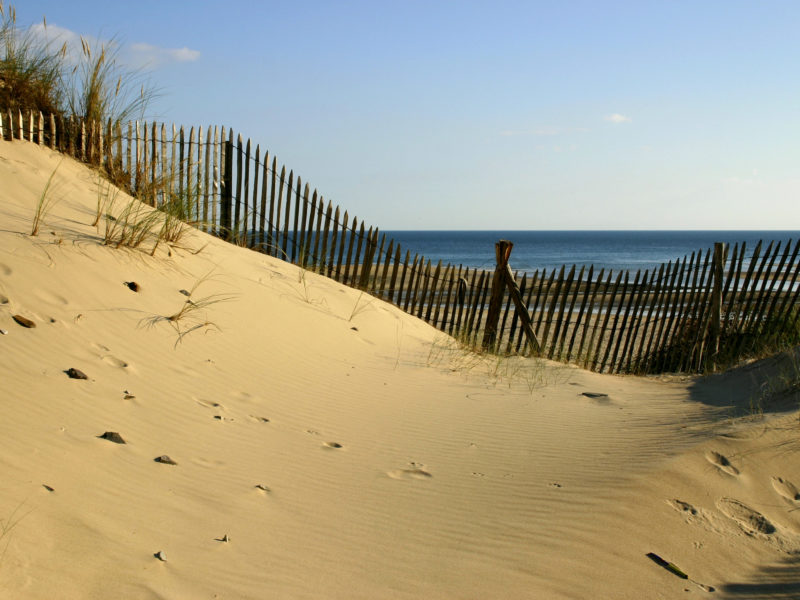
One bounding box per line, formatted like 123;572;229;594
707;242;725;368
482;240;514;350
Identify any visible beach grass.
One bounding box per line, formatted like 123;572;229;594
30;159;61;235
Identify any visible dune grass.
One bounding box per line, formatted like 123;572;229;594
1;2;156;135
30;159;62;235
140;271;235;347
0;2;65;116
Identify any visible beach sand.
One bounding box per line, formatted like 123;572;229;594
1;140;799;599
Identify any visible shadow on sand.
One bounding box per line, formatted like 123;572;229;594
719;555;800;599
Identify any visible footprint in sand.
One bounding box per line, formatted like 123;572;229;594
195;398;224;410
247;415;270;423
388;463;433;480
716;497;775;535
771;477;800;502
705;450;740;476
102;355;129;368
668;499;699;517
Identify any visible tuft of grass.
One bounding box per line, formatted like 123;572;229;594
140;271;235;347
30;159;62;235
92;172;119;227
102;195;161;249
0;2;66;116
425;330;568;393
1;2;157;144
0;500;32;566
347;292;374;322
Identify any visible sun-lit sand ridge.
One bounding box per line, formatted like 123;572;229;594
1;140;799;599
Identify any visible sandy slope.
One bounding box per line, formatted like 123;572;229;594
0;140;798;599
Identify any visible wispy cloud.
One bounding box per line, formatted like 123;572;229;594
28;22;86;64
129;43;201;68
604;113;632;124
27;23;199;70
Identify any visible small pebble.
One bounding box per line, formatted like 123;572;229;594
581;392;609;399
12;315;36;328
215;534;230;543
124;281;140;292
0;329;7;335
179;289;191;296
42;484;54;492
65;368;88;380
255;484;271;492
154;551;167;562
154;455;177;465
99;431;126;444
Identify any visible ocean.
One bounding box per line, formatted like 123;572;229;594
381;231;800;275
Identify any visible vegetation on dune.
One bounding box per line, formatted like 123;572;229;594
0;1;155;130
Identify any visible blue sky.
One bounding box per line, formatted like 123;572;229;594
14;1;800;230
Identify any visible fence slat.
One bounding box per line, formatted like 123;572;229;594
292;177;302;263
620;269;653;373
318;201;333;274
378;239;393;298
282;170;293;260
397;251;413;311
742;241;784;337
680;249;713;372
607;270;639;373
557;266;584;361
328;205;340;279
250;144;259;240
549;265;576;360
342;215;358;284
257;152;269;249
583;270;614;370
597;271;629;372
767;239;800;327
407;255;424;313
335;210;348;282
660;251;699;372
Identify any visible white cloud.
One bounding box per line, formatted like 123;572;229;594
129;43;201;68
27;23;199;70
27;23;87;65
605;113;632;124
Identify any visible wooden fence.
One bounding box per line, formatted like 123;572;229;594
3;108;799;374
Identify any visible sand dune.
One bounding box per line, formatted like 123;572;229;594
1;140;798;598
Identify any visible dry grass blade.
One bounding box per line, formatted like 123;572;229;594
30;160;62;236
139;271;235;347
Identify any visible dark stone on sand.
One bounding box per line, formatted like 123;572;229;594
65;368;88;380
12;314;36;328
154;455;177;465
179;289;191;296
43;484;54;492
124;281;140;292
99;431;126;444
582;392;609;399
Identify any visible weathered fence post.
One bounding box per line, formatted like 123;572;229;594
707;242;725;368
482;240;514;350
221;133;234;240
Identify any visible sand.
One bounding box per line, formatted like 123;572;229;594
1;139;799;599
